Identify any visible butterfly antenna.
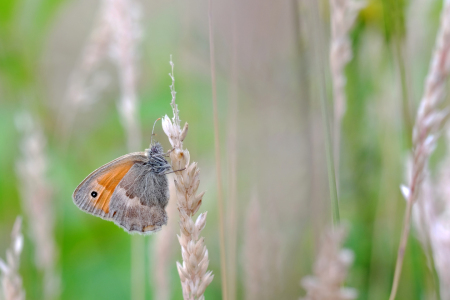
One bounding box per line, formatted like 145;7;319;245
151;118;162;145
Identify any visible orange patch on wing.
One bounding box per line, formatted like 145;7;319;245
92;161;134;213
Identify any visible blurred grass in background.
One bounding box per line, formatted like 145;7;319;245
0;0;446;299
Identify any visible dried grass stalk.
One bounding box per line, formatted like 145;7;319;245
300;226;357;300
0;217;25;300
390;1;450;298
207;2;228;298
162;58;213;300
15;113;60;300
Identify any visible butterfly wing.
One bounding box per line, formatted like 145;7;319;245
72;152;147;220
108;163;169;234
73;151;169;235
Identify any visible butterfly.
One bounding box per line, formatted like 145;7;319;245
72;142;172;234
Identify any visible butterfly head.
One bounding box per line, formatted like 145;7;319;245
146;142;164;156
145;142;171;174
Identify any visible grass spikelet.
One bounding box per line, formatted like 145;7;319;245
329;0;365;186
60;0;112;141
162;57;213;300
412;130;450;299
0;217;25;300
390;1;450;298
15;113;60;300
60;0;142;150
300;226;357;300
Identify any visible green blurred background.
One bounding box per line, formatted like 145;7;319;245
0;0;445;299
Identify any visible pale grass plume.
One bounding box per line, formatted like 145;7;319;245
412;130;450;299
329;0;365;122
162;57;213;300
300;226;357;300
428;212;450;300
60;0;112;139
66;0;112;104
329;0;365;183
15;113;60;300
0;217;25;300
106;0;142;151
390;1;450;298
61;0;142;151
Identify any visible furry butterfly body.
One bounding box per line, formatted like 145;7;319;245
72;143;171;234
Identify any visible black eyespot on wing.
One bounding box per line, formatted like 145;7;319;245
91;191;98;198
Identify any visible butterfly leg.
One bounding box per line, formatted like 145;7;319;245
165;167;186;175
163;148;175;156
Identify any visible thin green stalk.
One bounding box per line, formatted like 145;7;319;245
393;38;413;149
319;75;341;226
312;0;340;226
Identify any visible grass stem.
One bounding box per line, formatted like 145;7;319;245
312;0;340;226
208;1;229;298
